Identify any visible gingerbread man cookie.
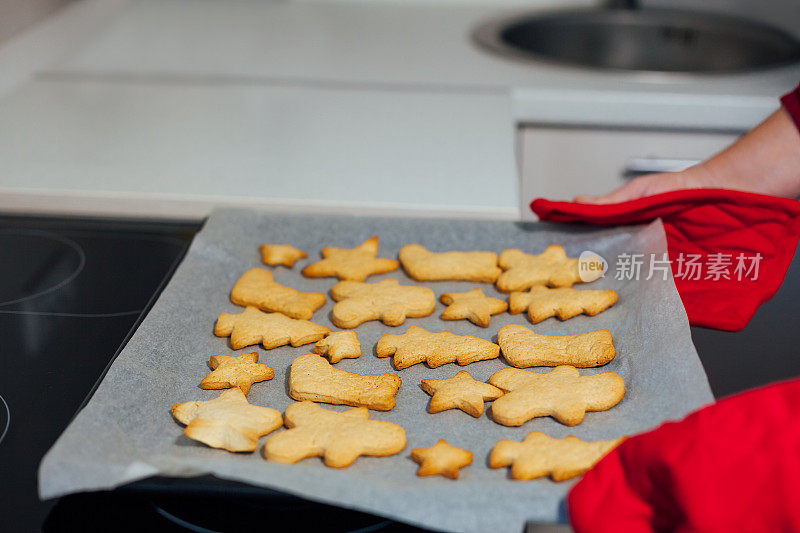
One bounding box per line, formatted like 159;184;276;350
230;268;325;320
399;244;501;283
421;370;503;417
215;306;330;350
330;279;436;329
376;326;500;370
490;431;626;481
263;401;406;468
497;245;582;292
302;236;399;281
440;288;508;328
509;286;618;323
171;388;283;452
200;352;274;395
489;365;625;426
259;243;307;267
289;354;402;411
497;325;616;368
411;440;473;480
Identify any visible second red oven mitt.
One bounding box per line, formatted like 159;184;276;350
567;376;800;532
531;189;800;331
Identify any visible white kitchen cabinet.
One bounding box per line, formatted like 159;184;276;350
518;126;742;219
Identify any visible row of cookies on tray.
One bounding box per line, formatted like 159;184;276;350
209;327;624;423
256;236;619;326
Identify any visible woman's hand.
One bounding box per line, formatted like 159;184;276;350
574;108;800;204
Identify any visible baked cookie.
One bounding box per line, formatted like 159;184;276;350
497;325;616;368
399;244;501;283
171;388;283;452
215;306;330;350
330;279;436;329
497;245;581;292
509;286;618;323
490;431;626;481
302;236;399;281
440;288;508;328
411;440;473;480
489;365;625;426
314;331;361;363
259;243;307;267
289;354;402;411
231;268;325;320
376;326;500;370
420;370;503;417
263;401;406;468
200;352;274;395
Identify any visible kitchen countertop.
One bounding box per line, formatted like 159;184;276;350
1;0;799;218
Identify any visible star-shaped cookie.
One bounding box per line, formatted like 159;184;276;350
497;245;582;292
263;401;406;468
490;431;626;481
508;286;618;323
314;331;362;363
302;236;399;281
411;440;473;479
259;243;307;267
489;365;625;426
215;306;331;350
200;352;275;395
420;370;503;417
171;388;283;452
440;288;508;327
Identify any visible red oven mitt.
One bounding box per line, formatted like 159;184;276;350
531;189;800;331
567;377;800;532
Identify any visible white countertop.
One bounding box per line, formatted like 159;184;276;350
1;0;798;219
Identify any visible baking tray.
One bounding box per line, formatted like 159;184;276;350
39;209;713;533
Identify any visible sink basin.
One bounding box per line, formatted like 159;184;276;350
473;8;800;73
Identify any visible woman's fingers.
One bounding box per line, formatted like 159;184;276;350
574;175;664;204
574;168;713;204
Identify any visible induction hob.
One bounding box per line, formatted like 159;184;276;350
4;213;800;533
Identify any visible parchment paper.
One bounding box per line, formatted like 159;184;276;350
39;209;713;532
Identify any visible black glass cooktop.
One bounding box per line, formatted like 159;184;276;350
0;215;197;531
3;213;799;533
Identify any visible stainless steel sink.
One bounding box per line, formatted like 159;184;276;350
473;8;800;73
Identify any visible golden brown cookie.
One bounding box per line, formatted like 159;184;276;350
330;279;436;329
490;431;626;481
497;245;581;292
440;288;508;328
215;306;330;350
200;352;275;395
230;268;325;320
376;326;500;370
289;354;402;411
171;388;283;452
420;370;503;417
509;286;618;323
411;440;473;480
259;243;307;267
497;325;616;368
399;244;501;283
302;236;399;281
314;331;362;363
489;365;625;426
263;401;406;468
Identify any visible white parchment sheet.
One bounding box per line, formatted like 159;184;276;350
39;209;713;532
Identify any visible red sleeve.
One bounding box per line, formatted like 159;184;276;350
780;82;800;133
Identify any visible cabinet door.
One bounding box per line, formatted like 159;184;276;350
519;127;741;220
